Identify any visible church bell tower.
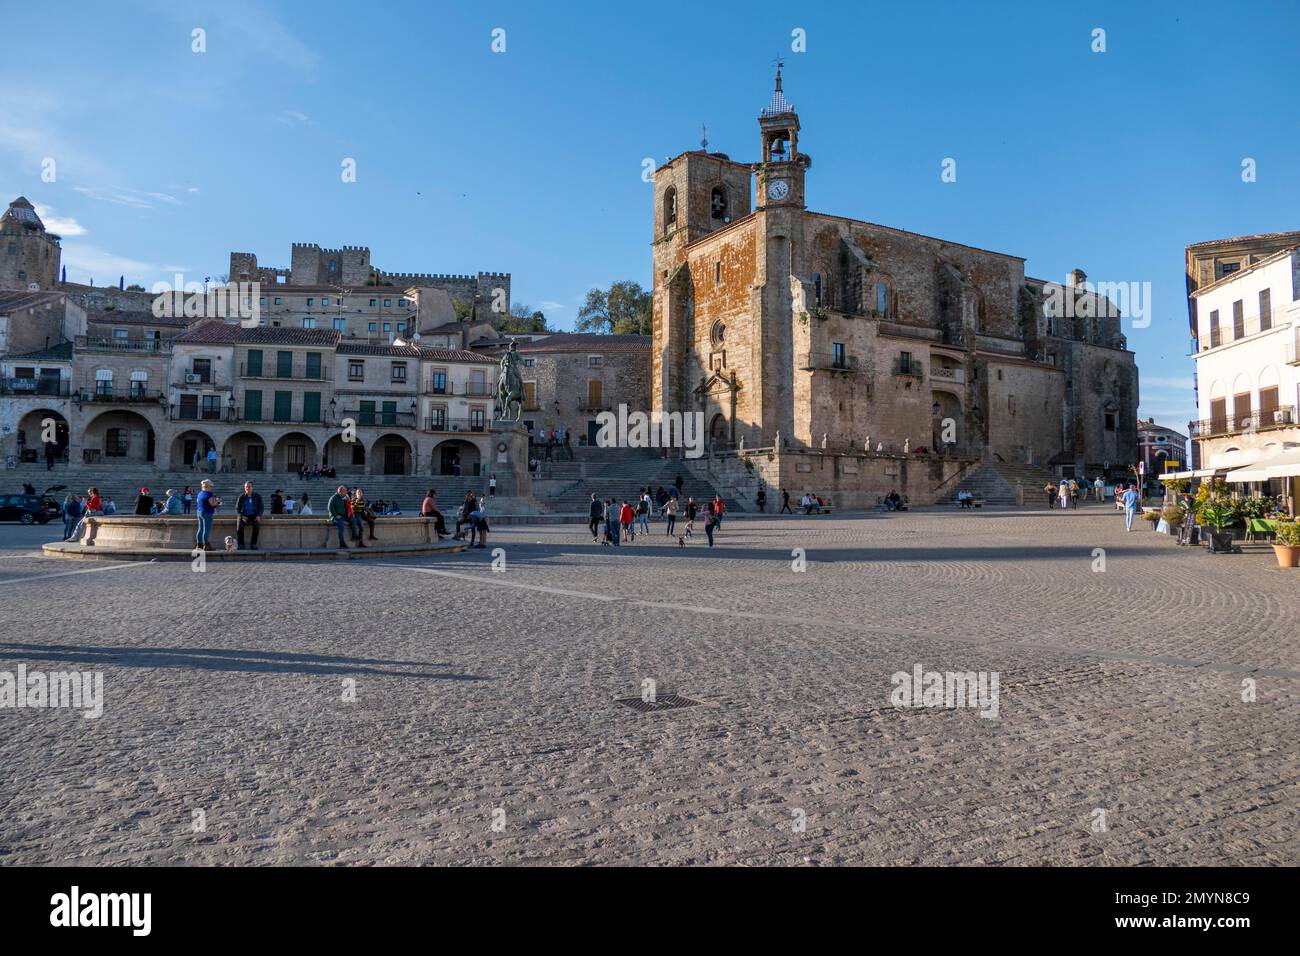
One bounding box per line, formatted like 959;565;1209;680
756;65;809;210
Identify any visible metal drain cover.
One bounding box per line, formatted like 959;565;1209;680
617;693;701;713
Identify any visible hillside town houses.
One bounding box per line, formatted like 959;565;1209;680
1;195;674;485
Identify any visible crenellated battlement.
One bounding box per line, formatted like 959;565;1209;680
229;242;506;295
378;271;475;283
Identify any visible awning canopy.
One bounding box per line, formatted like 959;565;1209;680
1225;448;1300;482
1166;469;1219;480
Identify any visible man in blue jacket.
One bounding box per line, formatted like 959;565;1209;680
234;481;264;550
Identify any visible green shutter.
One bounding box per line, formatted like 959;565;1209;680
359;400;375;426
276;351;293;377
382;401;397;426
274;391;292;422
244;389;262;421
303;392;321;424
246;350;263;376
306;352;321;379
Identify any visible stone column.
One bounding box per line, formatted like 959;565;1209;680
489;420;531;497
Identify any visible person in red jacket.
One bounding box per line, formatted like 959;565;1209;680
85;487;102;514
619;500;635;542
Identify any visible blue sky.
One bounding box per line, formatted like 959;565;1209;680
3;0;1298;433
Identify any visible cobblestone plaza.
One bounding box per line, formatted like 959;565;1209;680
1;505;1296;866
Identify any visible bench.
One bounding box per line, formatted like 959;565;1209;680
954;495;984;509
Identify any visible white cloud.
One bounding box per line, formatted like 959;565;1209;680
61;243;189;285
539;301;565;312
146;0;320;80
32;204;87;237
73;185;183;210
278;110;311;125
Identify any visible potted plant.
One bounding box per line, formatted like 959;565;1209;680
1273;521;1300;568
1199;503;1237;553
1142;509;1162;531
1159;505;1185;535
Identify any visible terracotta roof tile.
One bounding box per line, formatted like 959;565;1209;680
337;343;423;357
416;347;497;364
174;321;238;344
0;289;64;313
1186;230;1300;249
6;340;73;362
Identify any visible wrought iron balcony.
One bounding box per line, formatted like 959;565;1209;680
339;410;416;428
239;363;331;380
0;377;70;397
1189;405;1296;439
801;351;858;372
421;382;494;396
74;335;172;352
423;417;487;433
75;386;167;404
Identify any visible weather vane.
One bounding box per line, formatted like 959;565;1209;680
701;124;709;150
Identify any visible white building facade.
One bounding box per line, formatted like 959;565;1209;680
1190;245;1300;499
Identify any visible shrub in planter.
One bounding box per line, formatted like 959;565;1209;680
1159;505;1185;535
1200;504;1237;553
1273;521;1300;568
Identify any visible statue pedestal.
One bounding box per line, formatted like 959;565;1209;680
489;419;532;497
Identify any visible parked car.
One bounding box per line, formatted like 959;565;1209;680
0;493;56;524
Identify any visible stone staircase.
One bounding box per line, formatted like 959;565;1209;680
535;447;733;514
955;460;1059;506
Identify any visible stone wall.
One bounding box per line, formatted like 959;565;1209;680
521;348;651;442
0;297;80;356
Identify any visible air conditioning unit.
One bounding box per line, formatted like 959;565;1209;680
184;374;200;384
1275;409;1292;424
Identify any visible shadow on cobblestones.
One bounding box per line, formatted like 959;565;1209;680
0;642;486;681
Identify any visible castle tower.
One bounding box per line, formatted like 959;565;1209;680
1;197;61;291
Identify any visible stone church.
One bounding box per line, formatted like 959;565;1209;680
651;69;1139;503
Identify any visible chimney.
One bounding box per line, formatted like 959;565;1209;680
1068;268;1087;289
